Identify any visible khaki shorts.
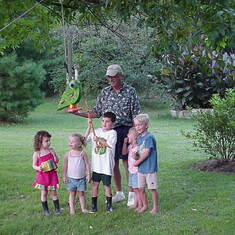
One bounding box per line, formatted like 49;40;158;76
138;172;158;189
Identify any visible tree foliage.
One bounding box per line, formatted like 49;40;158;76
0;0;234;53
48;19;163;99
0;53;46;122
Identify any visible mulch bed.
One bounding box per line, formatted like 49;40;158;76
189;159;235;173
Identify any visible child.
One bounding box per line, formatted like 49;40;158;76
32;130;60;216
62;133;91;215
84;112;117;212
133;114;158;214
122;127;141;209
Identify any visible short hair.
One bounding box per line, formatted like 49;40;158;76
103;112;116;122
34;130;51;151
70;133;86;150
134;113;149;125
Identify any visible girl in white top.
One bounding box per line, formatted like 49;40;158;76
122;127;141;210
63;134;91;215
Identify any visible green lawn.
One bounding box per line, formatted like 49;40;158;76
0;100;234;235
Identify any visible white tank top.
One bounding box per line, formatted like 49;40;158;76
67;151;86;179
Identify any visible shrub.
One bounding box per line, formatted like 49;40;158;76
157;47;235;110
183;89;235;160
0;53;46;122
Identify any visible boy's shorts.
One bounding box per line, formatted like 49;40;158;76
92;171;111;186
128;173;138;188
67;177;87;192
138;172;158;190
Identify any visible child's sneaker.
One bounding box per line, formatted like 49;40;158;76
112;192;125;203
127;192;135;206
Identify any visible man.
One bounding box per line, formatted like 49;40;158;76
71;64;141;203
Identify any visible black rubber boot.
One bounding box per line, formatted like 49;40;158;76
106;196;113;212
53;199;61;215
91;197;97;212
41;201;50;216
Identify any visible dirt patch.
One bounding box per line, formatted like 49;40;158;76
189;159;235;173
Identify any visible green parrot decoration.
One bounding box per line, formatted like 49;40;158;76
57;79;82;112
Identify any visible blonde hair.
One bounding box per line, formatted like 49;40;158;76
133;113;149;125
128;127;139;136
71;133;86;150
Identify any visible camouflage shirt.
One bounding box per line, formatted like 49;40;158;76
92;83;141;128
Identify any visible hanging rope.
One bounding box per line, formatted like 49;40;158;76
0;0;45;33
59;0;70;84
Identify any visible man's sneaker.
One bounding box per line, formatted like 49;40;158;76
112;192;125;203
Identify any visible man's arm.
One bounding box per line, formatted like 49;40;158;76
70;110;97;118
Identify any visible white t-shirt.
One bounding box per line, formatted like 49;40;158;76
87;128;117;176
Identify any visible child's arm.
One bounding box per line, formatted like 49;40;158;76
84;118;92;140
50;148;59;163
134;148;151;166
82;151;91;183
62;152;68;183
122;137;129;155
32;152;42;171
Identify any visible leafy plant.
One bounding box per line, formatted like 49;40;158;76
0;53;46;122
183;89;235;160
156;47;235;110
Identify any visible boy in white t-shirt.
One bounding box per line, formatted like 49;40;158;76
84;112;117;212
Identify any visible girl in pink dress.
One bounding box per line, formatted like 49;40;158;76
32;130;60;215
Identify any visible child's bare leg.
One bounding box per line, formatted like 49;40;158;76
41;189;48;202
129;188;138;209
78;191;89;213
149;189;158;214
92;182;99;197
50;190;58;200
69;191;76;215
137;187;148;213
104;185;112;197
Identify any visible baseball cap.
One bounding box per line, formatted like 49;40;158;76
105;64;123;76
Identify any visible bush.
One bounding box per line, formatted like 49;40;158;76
183;89;235;160
0;53;46;122
157;47;235;110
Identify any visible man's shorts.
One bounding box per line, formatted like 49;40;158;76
138;172;158;190
67;177;87;192
92;171;111;186
114;125;131;160
128;173;138;188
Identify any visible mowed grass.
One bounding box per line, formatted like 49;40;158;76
0;100;234;235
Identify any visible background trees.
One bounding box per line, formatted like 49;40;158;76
0;0;234;121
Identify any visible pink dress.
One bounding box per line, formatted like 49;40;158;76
32;152;59;190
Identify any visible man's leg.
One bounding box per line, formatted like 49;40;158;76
112;159;125;202
113;159;121;191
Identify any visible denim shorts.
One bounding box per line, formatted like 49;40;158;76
67;177;87;192
128;173;138;188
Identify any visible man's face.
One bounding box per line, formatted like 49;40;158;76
107;73;123;88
